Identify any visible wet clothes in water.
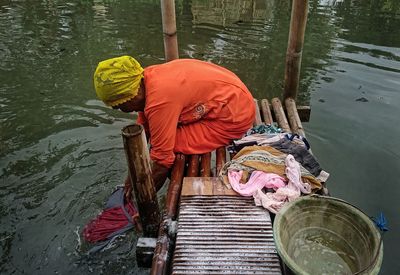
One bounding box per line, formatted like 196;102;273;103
82;187;137;254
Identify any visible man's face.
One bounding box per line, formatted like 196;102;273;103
112;98;139;113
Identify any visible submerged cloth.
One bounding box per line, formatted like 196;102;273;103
94;56;144;107
136;59;255;168
219;145;322;191
83;187;137;254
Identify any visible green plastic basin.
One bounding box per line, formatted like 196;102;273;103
273;196;383;275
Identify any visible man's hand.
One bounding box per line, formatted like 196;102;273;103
152;161;169;191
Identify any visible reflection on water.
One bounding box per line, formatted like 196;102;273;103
0;0;399;274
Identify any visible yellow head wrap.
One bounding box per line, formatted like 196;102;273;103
93;55;144;107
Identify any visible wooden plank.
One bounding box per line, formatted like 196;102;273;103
271;98;290;132
181;177;239;196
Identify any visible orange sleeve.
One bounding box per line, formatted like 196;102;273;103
136;112;150;137
145;103;181;168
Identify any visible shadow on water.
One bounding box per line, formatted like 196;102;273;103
0;0;399;274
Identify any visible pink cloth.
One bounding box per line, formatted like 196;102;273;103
253;154;311;214
228;170;286;197
285;154;311;194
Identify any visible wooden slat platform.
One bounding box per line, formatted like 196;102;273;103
171;177;282;275
151;98;321;274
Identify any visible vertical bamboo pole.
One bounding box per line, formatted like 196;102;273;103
122;124;160;237
283;0;309;101
161;0;179;61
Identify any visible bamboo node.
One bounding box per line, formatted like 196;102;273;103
163;31;177;37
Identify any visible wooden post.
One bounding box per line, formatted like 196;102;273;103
121;124;160;237
161;0;179;61
283;0;309;101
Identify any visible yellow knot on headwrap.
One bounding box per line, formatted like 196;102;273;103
93;55;144;107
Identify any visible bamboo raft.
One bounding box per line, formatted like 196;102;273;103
140;97;323;274
121;1;313;273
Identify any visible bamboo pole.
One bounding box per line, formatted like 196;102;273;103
253;99;263;126
285;97;305;137
161;0;179;61
271;98;291;132
283;0;309;101
216;147;226;176
260;99;273;125
166;154;186;220
121;124;160;237
187;155;200;177
151;154;186;275
200;152;211;177
150;215;170;275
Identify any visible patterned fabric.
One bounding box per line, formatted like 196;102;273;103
219;146;322;191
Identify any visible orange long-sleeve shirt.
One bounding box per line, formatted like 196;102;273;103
137;59;255;168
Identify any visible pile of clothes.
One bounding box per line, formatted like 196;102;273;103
220;125;329;214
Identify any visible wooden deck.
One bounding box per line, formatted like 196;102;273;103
150;97;321;274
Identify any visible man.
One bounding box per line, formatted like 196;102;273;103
94;56;255;190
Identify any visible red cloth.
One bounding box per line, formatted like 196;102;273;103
82;201;137;243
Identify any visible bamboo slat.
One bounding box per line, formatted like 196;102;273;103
216;147;226;176
187;155;200;177
151;216;170;275
200;152;211;177
271;98;290;132
285;97;305;137
166;154;186;220
253;99;263;126
260;99;273;125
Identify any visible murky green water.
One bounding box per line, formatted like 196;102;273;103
288;228;358;274
1;0;399;274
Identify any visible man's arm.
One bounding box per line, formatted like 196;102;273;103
152;161;170;191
